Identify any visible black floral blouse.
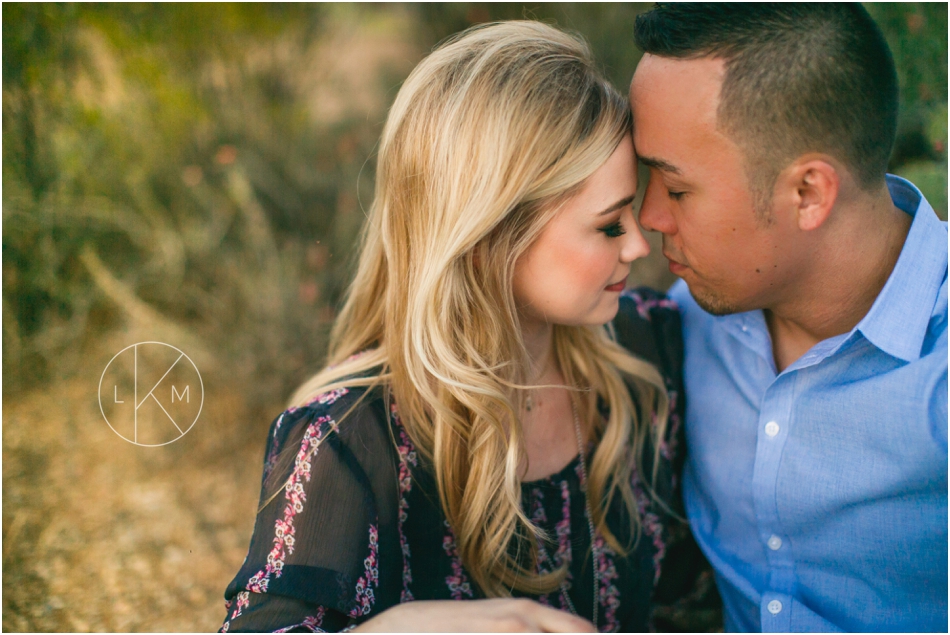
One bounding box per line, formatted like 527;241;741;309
220;288;693;633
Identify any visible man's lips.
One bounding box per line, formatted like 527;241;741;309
663;252;688;275
604;280;626;292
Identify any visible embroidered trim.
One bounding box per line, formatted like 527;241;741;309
528;487;558;608
246;408;340;594
392;403;417;603
662;387;681;462
287;388;350;414
442;519;474;600
594;535;621;632
350;524;380;617
274;608;327;633
221;590;249;631
620;289;678;321
631;468;666;586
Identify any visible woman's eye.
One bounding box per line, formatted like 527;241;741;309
599;221;627;238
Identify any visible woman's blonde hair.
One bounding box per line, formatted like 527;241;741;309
276;20;668;597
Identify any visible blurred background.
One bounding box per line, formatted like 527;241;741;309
3;3;946;631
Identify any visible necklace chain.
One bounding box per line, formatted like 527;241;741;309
523;387;600;629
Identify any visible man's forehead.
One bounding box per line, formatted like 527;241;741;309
630;54;724;109
630;54;726;160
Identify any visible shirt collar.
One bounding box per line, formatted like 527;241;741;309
855;174;948;362
715;174;947;367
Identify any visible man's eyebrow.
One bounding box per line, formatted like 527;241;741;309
639;156;682;175
597;194;636;216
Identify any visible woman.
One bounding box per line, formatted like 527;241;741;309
220;21;686;633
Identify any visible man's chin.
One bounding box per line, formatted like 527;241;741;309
689;285;742;316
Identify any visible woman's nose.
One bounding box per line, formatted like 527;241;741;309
621;217;651;263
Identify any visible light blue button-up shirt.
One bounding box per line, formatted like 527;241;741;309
672;175;948;632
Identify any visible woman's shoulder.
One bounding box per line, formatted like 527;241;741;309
274;382;388;439
612;286;683;378
260;381;393;486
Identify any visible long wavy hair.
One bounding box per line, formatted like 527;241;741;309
270;20;668;597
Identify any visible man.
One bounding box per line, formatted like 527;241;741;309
630;4;947;632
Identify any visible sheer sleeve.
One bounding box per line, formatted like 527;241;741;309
221;387;400;633
613;287;723;632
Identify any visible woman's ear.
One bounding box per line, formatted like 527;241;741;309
780;158;840;232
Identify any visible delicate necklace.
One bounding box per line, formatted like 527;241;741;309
557;396;600;630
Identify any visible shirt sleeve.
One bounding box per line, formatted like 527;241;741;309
220;388;392;633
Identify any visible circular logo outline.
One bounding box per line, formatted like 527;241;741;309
98;341;204;447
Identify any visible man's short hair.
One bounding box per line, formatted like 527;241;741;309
634;3;899;209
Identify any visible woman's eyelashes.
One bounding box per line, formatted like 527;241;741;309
598;220;627;238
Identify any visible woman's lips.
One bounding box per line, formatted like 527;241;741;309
604;280;626;292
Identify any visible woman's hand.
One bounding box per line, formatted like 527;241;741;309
352;598;597;632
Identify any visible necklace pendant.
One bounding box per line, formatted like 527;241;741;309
525;395;534;412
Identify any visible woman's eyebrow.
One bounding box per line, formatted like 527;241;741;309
597;194;636;216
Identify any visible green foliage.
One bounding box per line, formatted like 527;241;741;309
3;3;947;405
2;4;402;401
865;2;948;218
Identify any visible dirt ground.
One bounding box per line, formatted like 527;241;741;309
3;359;266;632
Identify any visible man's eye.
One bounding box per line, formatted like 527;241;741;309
668;190;686;200
599;221;627;238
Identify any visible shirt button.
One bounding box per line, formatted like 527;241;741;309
765;421;780;437
741;325;749;332
767;535;783;550
768;600;783;615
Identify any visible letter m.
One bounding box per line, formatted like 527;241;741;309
172;385;190;403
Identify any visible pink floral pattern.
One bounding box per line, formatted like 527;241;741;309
223;290;687;632
528;482;576;611
554;480;574;568
595;535;621;632
246;391;344;594
442;520;473;599
621;288;678;321
274;608;327;632
288;387;351;414
222;590;249;631
631;468;666;586
350;524;380;617
392;403;417;603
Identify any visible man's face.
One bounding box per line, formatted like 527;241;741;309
630;55;799;315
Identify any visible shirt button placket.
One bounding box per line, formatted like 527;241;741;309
754;374;799;631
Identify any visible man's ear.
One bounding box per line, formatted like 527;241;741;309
779;158;840;232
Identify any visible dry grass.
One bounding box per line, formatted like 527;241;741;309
2;340;268;632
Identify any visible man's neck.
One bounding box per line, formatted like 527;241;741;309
766;188;911;373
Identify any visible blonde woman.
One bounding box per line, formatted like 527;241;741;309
221;21;689;633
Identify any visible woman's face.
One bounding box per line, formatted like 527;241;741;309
513;135;649;329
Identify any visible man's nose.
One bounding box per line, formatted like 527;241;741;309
638;178;677;235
